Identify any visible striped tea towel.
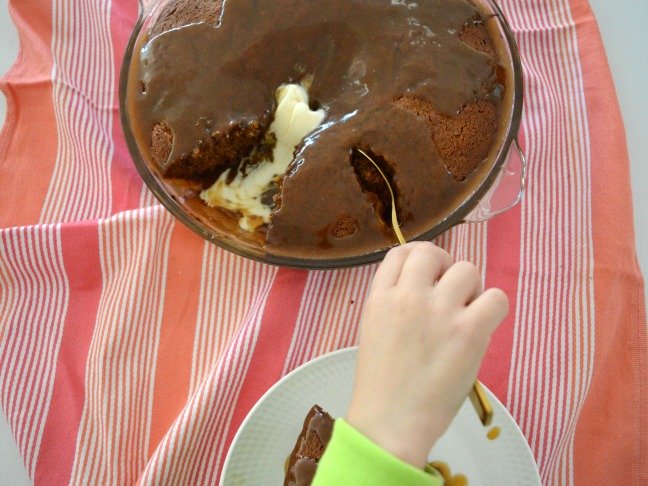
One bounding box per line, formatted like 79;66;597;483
0;0;645;484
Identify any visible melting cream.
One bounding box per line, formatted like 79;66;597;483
200;83;325;232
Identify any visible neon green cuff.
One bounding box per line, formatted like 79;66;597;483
312;419;442;486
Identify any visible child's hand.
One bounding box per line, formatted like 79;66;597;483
347;242;509;469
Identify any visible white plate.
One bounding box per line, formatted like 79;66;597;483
222;348;541;485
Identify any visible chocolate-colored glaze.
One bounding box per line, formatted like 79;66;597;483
284;405;334;486
129;0;510;259
307;409;334;446
290;459;318;486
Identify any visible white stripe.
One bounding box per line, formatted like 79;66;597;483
153;256;274;483
8;229;48;446
498;0;597;483
0;234;16;343
542;3;572;476
524;6;555;466
287;271;323;370
152;270;274;484
190;265;276;482
192;320;260;483
69;207;174;485
0;225;70;475
70;211;112;486
302;272;333;362
41;0;114;224
22;227;69;474
183;264;274;482
1;230;33;420
554;2;597;483
330;270;354;351
139;189;159;209
190;242;213;392
140;211;173;479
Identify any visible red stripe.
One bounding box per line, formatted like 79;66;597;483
34;222;103;485
481;142;524;403
2;229;45;427
218;268;309;478
109;0;143;213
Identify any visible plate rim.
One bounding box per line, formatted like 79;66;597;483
221;347;541;485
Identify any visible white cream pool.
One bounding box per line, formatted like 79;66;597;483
200;83;325;232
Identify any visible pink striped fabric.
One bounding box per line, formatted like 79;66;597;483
0;0;645;485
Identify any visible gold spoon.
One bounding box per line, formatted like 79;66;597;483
357;149;494;427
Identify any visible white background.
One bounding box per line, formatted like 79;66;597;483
0;0;646;483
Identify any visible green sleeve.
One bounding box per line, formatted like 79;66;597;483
312;419;443;486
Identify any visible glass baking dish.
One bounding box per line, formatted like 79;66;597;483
120;0;525;269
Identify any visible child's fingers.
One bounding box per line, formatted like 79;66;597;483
434;261;483;305
463;288;509;333
398;243;453;288
372;243;419;290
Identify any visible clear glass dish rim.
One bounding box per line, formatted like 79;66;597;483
119;0;525;270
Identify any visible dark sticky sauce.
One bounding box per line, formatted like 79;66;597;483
283;406;334;486
350;148;403;227
429;461;470;486
127;0;516;259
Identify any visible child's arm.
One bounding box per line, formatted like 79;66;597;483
313;242;509;485
314;418;444;485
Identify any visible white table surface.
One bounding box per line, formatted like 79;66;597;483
0;1;646;483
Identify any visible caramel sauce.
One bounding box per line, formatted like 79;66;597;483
487;426;501;441
429;461;469;486
284;406;334;486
